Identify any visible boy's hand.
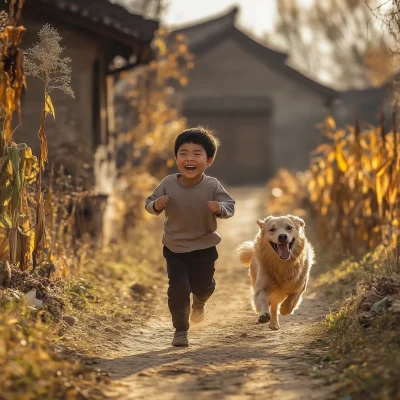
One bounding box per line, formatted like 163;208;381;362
155;195;170;212
207;201;222;215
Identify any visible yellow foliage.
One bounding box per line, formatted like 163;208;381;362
45;93;55;119
0;25;27;146
308;115;400;255
122;28;193;178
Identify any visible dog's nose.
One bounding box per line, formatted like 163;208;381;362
278;234;288;243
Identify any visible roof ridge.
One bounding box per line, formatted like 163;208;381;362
168;6;334;97
37;0;158;42
232;28;335;96
232;27;287;62
173;6;238;33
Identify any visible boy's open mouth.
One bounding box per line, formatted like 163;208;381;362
184;165;196;172
270;238;295;260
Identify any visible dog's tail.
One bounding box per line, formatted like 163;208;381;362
236;241;255;267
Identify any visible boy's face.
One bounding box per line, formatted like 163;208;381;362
175;142;213;182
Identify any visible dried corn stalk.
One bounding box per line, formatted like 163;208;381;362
0;0;26;147
0;143;38;268
308;113;400;256
0;1;47;270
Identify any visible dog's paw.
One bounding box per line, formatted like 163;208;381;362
258;312;270;324
269;321;280;330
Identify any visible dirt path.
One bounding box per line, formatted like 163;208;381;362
95;187;333;400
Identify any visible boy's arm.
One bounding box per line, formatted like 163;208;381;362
144;179;167;216
213;182;235;219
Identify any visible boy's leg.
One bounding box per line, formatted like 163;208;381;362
163;246;191;333
189;246;218;320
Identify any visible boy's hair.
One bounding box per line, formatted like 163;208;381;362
174;126;220;159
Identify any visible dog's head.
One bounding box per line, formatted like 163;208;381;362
257;215;305;261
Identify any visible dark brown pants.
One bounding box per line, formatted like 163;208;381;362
163;246;218;331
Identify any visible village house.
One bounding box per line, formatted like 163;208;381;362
171;7;389;185
7;0;159;239
17;0;158;193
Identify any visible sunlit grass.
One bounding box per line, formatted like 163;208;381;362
0;219;166;398
0;301;108;399
317;245;400;399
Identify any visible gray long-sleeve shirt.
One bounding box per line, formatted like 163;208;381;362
144;174;235;253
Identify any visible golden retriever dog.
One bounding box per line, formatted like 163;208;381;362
237;215;314;330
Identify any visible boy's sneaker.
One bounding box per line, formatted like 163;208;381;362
190;307;204;323
171;330;189;347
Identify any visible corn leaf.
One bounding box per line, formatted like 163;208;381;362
38;110;48;170
0;213;11;229
376;158;392;178
326;115;336;130
0;182;13;205
45;93;56;119
336;145;348;172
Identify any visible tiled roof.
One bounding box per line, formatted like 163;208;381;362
172;7;287;63
37;0;158;43
172;7;336;99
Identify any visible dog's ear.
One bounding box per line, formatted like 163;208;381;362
257;219;265;228
288;215;305;228
257;216;274;229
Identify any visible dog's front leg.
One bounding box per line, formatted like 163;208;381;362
268;299;280;330
254;289;270;323
281;281;308;316
268;292;286;330
280;292;303;316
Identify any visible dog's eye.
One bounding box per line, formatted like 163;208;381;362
287;226;293;230
269;228;275;232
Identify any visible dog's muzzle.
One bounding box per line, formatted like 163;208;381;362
270;238;295;260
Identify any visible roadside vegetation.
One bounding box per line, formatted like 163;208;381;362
266;111;400;399
0;1;190;398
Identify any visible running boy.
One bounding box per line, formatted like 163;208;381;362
144;127;235;347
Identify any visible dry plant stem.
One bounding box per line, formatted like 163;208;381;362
14;0;25;27
8;0;25;27
8;0;17;25
0;114;6;155
33;105;47;269
38;104;48;171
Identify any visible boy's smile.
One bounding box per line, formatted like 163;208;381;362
176;142;213;185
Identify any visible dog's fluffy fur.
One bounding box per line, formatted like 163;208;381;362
237;215;315;330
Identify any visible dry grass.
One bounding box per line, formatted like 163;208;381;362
312;242;400;399
317;274;400;399
0;301;111;400
0;218;166;399
322;308;400;400
60;218;166;357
